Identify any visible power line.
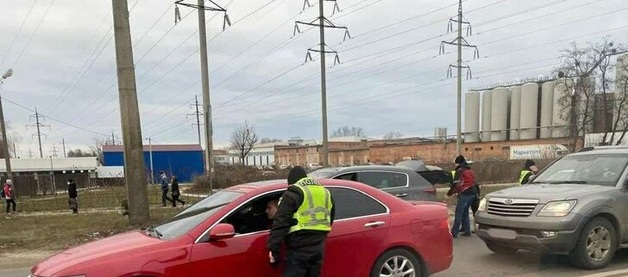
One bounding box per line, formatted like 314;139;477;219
11;0;57;68
0;0;39;68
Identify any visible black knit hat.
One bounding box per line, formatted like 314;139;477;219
524;159;536;168
454;155;466;164
288;166;308;185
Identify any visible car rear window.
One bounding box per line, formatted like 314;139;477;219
357;171;408;189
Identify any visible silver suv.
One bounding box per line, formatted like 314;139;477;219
475;146;628;269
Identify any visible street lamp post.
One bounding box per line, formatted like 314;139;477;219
0;69;13;183
145;137;154;184
49;156;56;195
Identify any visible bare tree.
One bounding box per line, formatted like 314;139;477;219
260;138;282;144
68;149;96;157
610;55;628;144
383;131;403;140
331;126;366;138
231;121;258;164
555;41;609;151
89;136;111;162
8;131;22;158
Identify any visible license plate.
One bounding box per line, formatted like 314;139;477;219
488;228;517;240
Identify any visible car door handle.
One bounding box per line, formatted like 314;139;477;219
364;221;386;228
395;193;408;197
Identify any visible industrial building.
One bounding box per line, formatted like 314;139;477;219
102;144;204;183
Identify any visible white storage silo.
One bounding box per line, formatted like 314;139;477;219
481;90;492;142
552;78;572;138
520;82;539;139
509;86;521;140
540;81;555;138
464;91;481;143
490;87;509;141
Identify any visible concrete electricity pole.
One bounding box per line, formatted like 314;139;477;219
0;68;13;181
145;137;154;184
112;0;150;224
440;0;479;156
175;0;230;194
294;0;350;167
61;138;67;157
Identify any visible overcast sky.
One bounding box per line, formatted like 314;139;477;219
1;0;627;157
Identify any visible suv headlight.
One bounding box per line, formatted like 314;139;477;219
537;200;577;217
477;197;487;212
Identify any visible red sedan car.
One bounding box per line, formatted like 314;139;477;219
30;179;452;277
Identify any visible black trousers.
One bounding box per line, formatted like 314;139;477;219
162;190;173;206
172;194;184;206
284;243;325;277
5;199;16;213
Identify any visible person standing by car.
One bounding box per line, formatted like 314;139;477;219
170;176;185;207
267;166;335;277
159;172;174;207
449;155;478;238
67;179;78;214
519;159;539;185
3;179;16;216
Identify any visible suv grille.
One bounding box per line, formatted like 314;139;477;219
487;198;539;217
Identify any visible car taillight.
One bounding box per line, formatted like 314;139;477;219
423;187;436;195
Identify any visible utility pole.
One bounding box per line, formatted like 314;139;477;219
175;0;230;194
111;131;116;145
294;0;350;167
61;138;67;157
112;0;150;224
0;69;13;181
187;95;203;145
145;137;154;184
27;107;50;159
12;141;16;158
440;0;479;157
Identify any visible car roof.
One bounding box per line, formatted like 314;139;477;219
329;165;417;174
573;146;628;155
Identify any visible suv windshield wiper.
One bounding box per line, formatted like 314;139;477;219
144;225;163;239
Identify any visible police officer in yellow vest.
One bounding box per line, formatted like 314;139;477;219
267;166;335;277
519;159;539;185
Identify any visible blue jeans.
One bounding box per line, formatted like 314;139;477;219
451;193;477;237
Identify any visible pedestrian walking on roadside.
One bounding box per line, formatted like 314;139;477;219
67;179;79;214
267;166;335;277
519;159;539;185
3;179;16;215
160;172;174;207
448;155;479;238
170;176;185;207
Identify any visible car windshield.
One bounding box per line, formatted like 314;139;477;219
153;190;243;240
531;154;628;187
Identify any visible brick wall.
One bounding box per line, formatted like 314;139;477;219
368;138;575;164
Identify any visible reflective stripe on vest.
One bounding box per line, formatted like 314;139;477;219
289;178;333;234
519;170;532;185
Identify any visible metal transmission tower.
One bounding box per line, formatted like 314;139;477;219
293;0;351;167
174;0;230;194
27;107;50;158
440;0;479;157
187;95;203;145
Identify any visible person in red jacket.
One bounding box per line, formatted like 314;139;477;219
3;179;16;215
449;155;478;238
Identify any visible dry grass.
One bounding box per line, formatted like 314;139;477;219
0;208;180;253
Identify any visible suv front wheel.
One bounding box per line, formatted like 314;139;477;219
569;217;617;269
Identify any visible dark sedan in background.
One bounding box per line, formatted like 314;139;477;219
309;160;451;202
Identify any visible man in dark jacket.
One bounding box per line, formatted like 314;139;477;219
159;172;174;207
267;166;335;277
67;179;78;214
450;155;478;238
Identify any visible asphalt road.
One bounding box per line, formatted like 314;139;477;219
6;235;628;277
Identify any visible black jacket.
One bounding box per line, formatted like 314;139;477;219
267;184;336;253
171;180;180;195
68;182;78;198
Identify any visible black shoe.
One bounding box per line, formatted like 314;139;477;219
461;232;472;237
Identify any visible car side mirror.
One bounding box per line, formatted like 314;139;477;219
209;223;236;241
